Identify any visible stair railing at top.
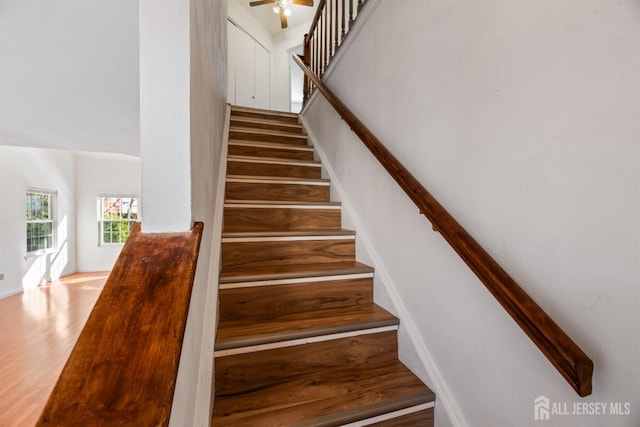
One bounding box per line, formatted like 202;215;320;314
302;0;368;102
295;8;592;397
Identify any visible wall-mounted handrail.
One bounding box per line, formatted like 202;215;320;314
293;54;593;397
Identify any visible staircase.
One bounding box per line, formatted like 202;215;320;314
212;106;435;426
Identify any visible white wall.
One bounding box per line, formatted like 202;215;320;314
74;152;141;272
272;22;309;111
0;0;139;156
0;147;77;297
139;0;192;232
302;1;640;426
169;0;228;426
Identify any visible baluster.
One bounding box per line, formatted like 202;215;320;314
349;0;354;25
303;34;311;102
324;6;328;68
341;0;346;40
313;30;317;79
328;0;333;58
319;13;324;75
334;0;339;50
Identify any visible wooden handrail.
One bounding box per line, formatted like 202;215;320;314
37;222;204;425
293;54;593;397
306;0;327;45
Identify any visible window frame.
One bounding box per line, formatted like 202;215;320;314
98;195;140;246
26;188;57;256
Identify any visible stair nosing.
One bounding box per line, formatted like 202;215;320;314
214;325;397;358
227;155;321;167
219;262;374;284
219;272;374;290
344;402;435;427
214;319;399;353
293;392;435;427
229;140;314;151
224;200;341;209
222;229;355;238
221;234;355;243
230;127;308;140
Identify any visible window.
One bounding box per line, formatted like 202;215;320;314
100;196;139;244
26;189;56;254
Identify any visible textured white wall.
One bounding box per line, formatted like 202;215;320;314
0;147;77;297
74;152;141;272
0;0;139;156
302;1;640;426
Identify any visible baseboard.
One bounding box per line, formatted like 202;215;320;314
300;113;467;427
0;287;22;299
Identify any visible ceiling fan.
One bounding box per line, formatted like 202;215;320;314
249;0;314;29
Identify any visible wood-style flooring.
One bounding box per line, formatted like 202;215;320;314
0;272;107;427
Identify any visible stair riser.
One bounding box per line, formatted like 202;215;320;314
231;110;300;125
229;129;308;146
228;144;314;160
227;160;321;179
222;239;356;270
219;278;373;321
215;331;399;398
230;118;303;134
223;207;341;232
225;182;330;203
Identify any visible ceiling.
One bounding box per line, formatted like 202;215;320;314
231;0;319;36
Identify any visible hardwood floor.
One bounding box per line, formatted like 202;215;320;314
0;272;107;427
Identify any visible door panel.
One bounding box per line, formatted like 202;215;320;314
254;43;271;109
234;27;255;107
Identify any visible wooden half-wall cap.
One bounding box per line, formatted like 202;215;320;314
36;222;204;426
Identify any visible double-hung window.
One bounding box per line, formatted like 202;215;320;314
26;189;56;254
99;196;139;245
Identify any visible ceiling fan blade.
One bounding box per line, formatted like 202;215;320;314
291;0;314;6
249;0;275;6
280;7;288;28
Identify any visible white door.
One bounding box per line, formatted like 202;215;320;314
254;43;270;109
234;27;256;107
227;20;271;108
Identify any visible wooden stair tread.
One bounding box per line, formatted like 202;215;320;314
212;360;434;426
230;117;303;132
215;303;398;350
226;175;329;185
219;261;374;284
231;105;298;119
230;127;308;141
229;139;313;151
227;154;320;166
